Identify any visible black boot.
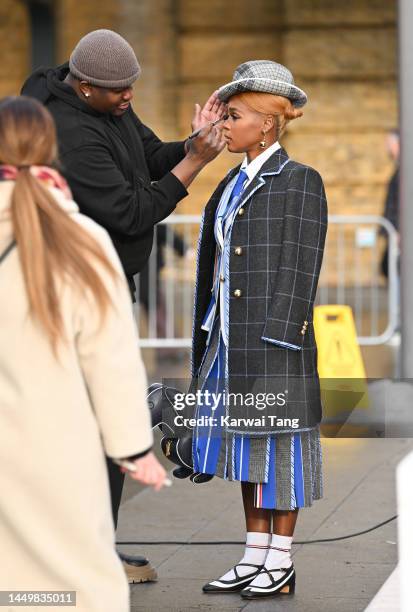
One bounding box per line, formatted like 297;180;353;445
117;551;157;584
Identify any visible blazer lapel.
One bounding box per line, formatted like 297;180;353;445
203;146;290;226
236;146;290;211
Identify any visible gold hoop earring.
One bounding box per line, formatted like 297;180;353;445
259;131;266;149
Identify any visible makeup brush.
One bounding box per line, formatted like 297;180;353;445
188;114;229;140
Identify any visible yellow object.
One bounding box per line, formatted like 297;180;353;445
313;305;369;421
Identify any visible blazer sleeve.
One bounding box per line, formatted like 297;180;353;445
261;166;328;350
74;219;153;459
61;143;188;238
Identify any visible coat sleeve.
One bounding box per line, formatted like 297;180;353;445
261;166;328;349
61;143;188;237
73;220;153;459
135;118;187;180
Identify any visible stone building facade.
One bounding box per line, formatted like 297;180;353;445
0;0;398;234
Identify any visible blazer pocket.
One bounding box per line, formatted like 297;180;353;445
261;332;302;351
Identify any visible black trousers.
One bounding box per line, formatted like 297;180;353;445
107;457;125;528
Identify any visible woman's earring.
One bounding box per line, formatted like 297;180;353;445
259;131;266;149
84;92;90;98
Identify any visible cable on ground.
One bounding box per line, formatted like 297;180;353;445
116;514;397;546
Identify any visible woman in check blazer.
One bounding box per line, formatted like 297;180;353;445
191;61;328;600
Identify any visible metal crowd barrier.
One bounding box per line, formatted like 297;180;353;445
133;215;399;348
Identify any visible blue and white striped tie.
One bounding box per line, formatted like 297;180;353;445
202;169;248;340
216;169;248;241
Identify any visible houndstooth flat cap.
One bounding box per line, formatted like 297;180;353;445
217;60;307;108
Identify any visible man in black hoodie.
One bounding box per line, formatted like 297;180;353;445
21;29;226;584
22;29;225;296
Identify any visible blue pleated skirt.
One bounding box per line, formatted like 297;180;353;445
192;326;323;510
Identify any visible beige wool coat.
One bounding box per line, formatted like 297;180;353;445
0;181;153;612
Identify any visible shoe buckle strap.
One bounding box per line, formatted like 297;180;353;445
233;563;262;581
257;565;294;587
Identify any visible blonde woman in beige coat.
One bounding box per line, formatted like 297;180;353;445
0;96;167;612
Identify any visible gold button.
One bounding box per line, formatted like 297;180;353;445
220;274;225;282
300;329;305;335
304;320;308;326
238;208;245;216
235;247;243;256
234;289;242;298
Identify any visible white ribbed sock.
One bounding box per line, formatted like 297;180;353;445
212;532;270;583
247;533;293;589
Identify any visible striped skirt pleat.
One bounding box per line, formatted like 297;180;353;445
192;325;323;510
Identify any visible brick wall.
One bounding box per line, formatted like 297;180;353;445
55;0;118;62
170;0;398;222
0;1;30;96
0;0;398;283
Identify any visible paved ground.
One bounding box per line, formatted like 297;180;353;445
117;434;409;612
365;566;399;611
115;337;404;611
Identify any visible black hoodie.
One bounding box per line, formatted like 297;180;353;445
21;63;188;280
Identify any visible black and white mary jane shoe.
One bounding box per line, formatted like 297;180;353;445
240;563;296;599
202;563;263;593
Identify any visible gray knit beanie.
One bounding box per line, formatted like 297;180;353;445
69;29;141;88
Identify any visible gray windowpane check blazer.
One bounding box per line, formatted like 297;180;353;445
191;147;328;435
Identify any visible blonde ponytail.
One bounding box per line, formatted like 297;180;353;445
0;97;118;354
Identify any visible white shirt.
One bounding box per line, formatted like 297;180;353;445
241;140;281;185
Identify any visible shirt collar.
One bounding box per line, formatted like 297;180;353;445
240;141;281;183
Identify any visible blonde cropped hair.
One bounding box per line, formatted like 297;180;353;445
233;91;303;140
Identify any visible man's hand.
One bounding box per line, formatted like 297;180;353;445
186;123;226;166
172;123;226;189
191;90;227;132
